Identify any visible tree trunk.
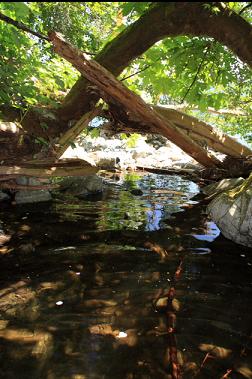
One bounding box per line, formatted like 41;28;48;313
1;2;251;166
49;31;220;168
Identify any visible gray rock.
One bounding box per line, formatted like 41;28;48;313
59;175;103;197
16;176;50;186
0;191;10;202
203;177;244;196
15;190;52;204
207;184;252;247
173;162;202;171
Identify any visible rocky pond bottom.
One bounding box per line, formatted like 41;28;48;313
0;172;252;379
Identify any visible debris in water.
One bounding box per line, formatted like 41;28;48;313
117;331;127;338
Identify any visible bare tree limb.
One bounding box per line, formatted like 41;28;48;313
49;31;221;167
120;64;151;81
0;12;95;55
0;11;50;41
239;2;252;15
180;44;212;103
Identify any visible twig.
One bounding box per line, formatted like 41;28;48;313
180;44;212;103
0;11;49;41
221;368;233;378
239;3;252;15
120;64;151;81
120;55;162;82
200;352;215;368
0;12;95;55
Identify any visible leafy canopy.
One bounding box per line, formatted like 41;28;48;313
0;1;251;140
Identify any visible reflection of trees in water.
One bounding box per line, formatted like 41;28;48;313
1;235;251;378
0;188;252;378
98;174;199;232
3;173;251;377
98;190;147;230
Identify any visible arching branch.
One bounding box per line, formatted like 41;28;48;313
58;2;252;125
239;2;252;15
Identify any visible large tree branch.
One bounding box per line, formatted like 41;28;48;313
58;2;252;124
49;31;221;168
1;2;251;166
0;11;49;41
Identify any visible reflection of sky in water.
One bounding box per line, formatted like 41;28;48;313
137;174;199;231
146;204;164;231
189;247;212;255
192;221;220;242
100;174;200;231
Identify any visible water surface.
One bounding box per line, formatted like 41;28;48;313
0;172;251;379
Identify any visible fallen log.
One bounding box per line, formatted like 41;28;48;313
153;106;252;158
0;182;59;190
55;106;102;158
48;32;221;168
99;106;251;159
136;165;199;180
0;158;98;177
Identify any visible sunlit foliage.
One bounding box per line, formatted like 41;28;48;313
0;2;251;139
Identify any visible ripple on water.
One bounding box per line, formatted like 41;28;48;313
0;172;252;378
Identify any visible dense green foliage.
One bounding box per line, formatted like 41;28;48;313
0;2;251;140
0;2;120;108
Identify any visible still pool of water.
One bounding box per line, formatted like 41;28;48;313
0;172;252;379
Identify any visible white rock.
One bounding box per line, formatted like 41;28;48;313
208;184;252;247
203;178;244;196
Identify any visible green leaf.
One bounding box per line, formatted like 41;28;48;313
35;137;49;146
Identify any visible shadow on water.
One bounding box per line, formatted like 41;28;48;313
0;172;252;379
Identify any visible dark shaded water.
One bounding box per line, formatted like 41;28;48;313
0;172;252;379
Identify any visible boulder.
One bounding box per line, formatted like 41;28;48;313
16;176;50;186
59;175;103;198
14;176;52;204
15;190;52;204
203;177;244;196
207;176;252;247
0;191;10;202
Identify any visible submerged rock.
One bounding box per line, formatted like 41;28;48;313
130;188;143;196
0;191;10;202
14;176;52;204
59;175;103;198
15;190;52;204
207;176;252;247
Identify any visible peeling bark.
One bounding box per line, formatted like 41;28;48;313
58;2;252;125
103;105;252;158
0;158;98;177
1;2;251;167
49;31;220;167
153;106;252;158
